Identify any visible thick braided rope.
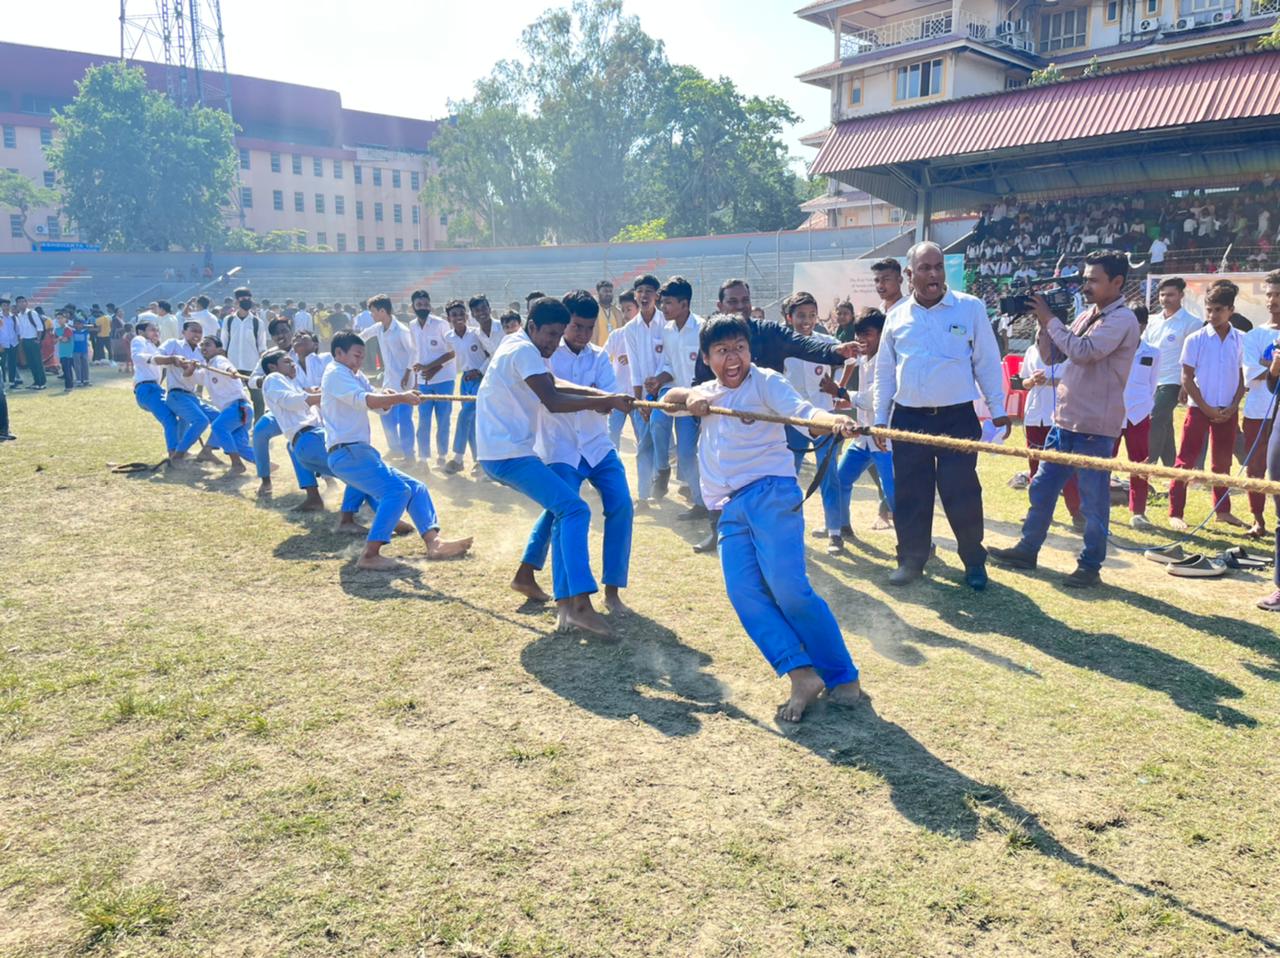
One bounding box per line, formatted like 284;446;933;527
413;394;1280;497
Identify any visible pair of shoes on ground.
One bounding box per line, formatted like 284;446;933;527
988;545;1101;588
1145;543;1269;578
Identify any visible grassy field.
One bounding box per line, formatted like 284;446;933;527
2;375;1278;957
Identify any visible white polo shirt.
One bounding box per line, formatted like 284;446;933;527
659;313;703;388
1143;307;1201;387
783;331;840;413
410;315;456;386
447;328;488;375
190;309;219;338
1123;340;1160;426
361;318;415;391
1180;325;1244;409
155;312;180;344
620;311;667;393
131;336;164;385
605;325;630;387
295;351;332;391
1020;343;1058;429
1241;325;1280;420
202;355;250;409
475;330;550;461
321;361;383;448
263;371;322;441
471;320;503;365
222;311;268;372
689;365;819;509
158;338;200;393
536;342;616;468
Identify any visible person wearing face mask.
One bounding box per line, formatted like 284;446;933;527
221;287;269;421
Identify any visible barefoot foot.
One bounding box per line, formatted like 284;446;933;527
826;680;864;707
511;564;551;603
560;598;614;639
356;553;403;571
293;489;326;512
1169;516;1189;531
1246;521;1268;539
256;480;273;499
335;520;368;535
1215;512;1246;528
603;588;631;616
426;536;473;560
393;520;415;536
777;667;826;724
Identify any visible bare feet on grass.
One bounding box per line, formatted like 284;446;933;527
511;563;551;603
556;596;614;639
227;460;247;476
1169;516;1189;531
1215;512;1246;528
256;479;272;499
335;514;368;535
195;446;221;464
393;520;414;536
356;548;403;571
825;680;864;707
603;586;630;615
776;667;827;724
1246;520;1268;539
424;531;472;560
292;487;326;512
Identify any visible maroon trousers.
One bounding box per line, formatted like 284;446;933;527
1242;417;1274;522
1169;406;1237;518
1112;416;1151;515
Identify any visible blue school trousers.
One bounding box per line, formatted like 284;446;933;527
252;412;318;488
482;455;597;598
209;399;256;462
164;388;210;454
292;429;372;514
785;426;842;535
380;403;415;461
328;441;438;543
837;443;895;529
523;451;633;600
718;476;858;688
653;385;703;506
416;380;454;460
630;400;660;499
134;381;179;452
608;409;629;450
451;375;480;459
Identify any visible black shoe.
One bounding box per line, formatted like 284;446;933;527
841;525;855;538
693;529;717;553
634;498;652;511
1063;566;1101;588
965;565;988;591
0;433;15;442
653;468;671;499
988;546;1037;570
826;535;844;555
888;565;922;586
443;460;463;474
676;505;708;521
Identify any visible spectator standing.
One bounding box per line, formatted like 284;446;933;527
54;311;75;392
0;298;19;387
92;305;111;364
1240;269;1280;538
1143;277;1200;466
71;312;91;386
1117;303;1160;529
595;280;621;348
14;296;46;389
1020;340;1083;529
293;302;314;335
221;287;269;421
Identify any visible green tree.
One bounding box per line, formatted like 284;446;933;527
0;169;60;246
47;61;237;251
610;217;668;243
1260;17;1280;48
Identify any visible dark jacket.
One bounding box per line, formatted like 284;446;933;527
693;318;846;385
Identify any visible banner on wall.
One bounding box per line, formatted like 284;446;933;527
791;255;966;318
1148;272;1272;324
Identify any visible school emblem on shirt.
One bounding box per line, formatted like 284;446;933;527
1165;333;1176;343
619;355;629;365
430;339;438;346
814;365;825;376
655;344;663;353
470;344;478;352
689;352;697;362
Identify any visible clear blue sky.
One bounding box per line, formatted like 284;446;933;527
7;0;832;165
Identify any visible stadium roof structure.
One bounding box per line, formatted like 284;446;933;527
809;51;1280;221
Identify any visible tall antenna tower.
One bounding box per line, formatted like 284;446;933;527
119;0;233;115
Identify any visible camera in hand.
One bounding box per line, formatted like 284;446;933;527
999;284;1074;322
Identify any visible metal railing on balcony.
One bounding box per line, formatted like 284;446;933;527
838;10;1033;58
1250;0;1280;16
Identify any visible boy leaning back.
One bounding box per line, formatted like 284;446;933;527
663;314;864;723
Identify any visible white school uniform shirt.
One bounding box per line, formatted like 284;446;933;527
605;325;630;387
783;331;839;413
361;318;416;390
1241;325;1280;420
131;336;164;385
620;311;668;393
190;309;219;338
321;362;385;448
470;321;502;372
1020;343;1058;428
536;342;616;468
845;356;881;450
872;289;1007;426
1143;307;1201;388
409;315;456;386
0;312;19;349
294;351;332;391
262;371;322;442
447;328;488;375
354;309;374;331
222;311;269;372
1123;340;1161;426
292;309;313;334
475;330;551;461
158;338;201;393
155;312;179;344
201;355;250;410
658;314;703;388
689;365;819;510
1180;325;1244;409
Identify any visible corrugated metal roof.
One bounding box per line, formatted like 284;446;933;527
811;51;1280;175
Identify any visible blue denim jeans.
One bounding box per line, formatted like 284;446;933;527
837;443;895;529
416;380;454;460
523;451;634;599
451;375;481;458
483;455;597;598
1017;427;1114;571
134;381;179;452
328;441;438;543
718;476;858;687
164;388;210;454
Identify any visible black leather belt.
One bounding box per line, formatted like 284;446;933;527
291;425;319;448
328;441;358;454
899;402;970;416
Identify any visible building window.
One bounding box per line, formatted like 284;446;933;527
294;191;304;213
315;193;325;214
240;187;253;208
411;205;420;225
46;215;60;239
413;238;420;251
2;126;15;148
356;200;364;220
440;213;449;226
273;189;284;211
270;152;281;173
846;75;863;107
374;202;384;222
337;233;347;252
411;171;420;191
313;157;323;177
1145;0;1160;14
239;147;250;170
43;171;55;187
40;128;52;146
376;236;385;251
372;168;382;187
292;153;302;175
335;195;345;215
1105;0;1119;20
393;204;402;224
1179;0;1228;12
358;235;366;251
334;160;344;180
10;214;22;238
354;164;363;185
395;238;404;251
317;231;327;247
392;169;401;189
1005;75;1027;89
296;232;307;247
896;58;944;101
1039;8;1087;52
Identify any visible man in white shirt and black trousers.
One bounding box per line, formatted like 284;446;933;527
873;241;1010;590
221;286;270;421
